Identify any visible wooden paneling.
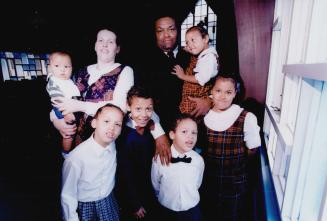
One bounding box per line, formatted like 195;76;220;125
234;0;275;103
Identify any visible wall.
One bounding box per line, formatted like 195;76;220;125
234;0;275;103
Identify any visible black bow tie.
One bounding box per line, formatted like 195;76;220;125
171;155;192;163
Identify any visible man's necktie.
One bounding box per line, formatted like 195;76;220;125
167;51;175;60
135;119;155;135
171;155;192;163
167;51;176;71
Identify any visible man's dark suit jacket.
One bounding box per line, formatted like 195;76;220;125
135;46;190;133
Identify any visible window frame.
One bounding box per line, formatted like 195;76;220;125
263;0;327;220
180;0;217;48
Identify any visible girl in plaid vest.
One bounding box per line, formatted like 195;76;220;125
171;25;219;120
201;73;261;221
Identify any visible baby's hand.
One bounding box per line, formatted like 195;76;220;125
171;65;185;79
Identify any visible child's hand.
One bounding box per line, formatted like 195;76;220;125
171;65;185;80
134;207;146;219
183;45;191;53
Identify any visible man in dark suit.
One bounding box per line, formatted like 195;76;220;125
135;16;211;165
137;16;211;133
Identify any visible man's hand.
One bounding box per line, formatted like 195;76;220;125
154;134;171;166
189;96;212;117
134;207;146;219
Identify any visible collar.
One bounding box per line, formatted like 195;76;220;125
126;114;137;129
87;62;121;76
126;114;154;131
198;46;217;59
163;46;178;57
49;75;68;82
171;144;189;158
90;134;114;157
204;104;243;131
173;47;178;57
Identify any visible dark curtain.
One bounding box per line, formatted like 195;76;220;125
167;0;199;25
206;0;239;74
205;1;244;101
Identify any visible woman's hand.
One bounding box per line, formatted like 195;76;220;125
53;117;76;138
134;207;146;219
52;97;84;115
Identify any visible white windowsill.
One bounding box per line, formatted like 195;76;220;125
283;63;327;81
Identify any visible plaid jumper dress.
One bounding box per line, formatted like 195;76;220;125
179;56;212;116
202;110;248;221
74;65;125;144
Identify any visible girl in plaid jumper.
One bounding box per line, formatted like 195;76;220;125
201;73;261;221
171;25;219;119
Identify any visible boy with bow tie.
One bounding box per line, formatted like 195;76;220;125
151;114;205;221
116;85;162;221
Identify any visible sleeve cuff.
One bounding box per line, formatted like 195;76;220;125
195;73;205;86
84;101;107;116
151;123;165;139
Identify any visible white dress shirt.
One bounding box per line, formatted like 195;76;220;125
194;47;219;86
204;104;261;149
61;135;117;221
151;145;204;211
164;47;178;58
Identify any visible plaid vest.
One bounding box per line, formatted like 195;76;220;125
205;110;248;176
179;56;212;114
75;65;125;143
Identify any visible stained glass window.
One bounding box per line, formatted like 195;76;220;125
181;0;217;47
0;51;49;81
